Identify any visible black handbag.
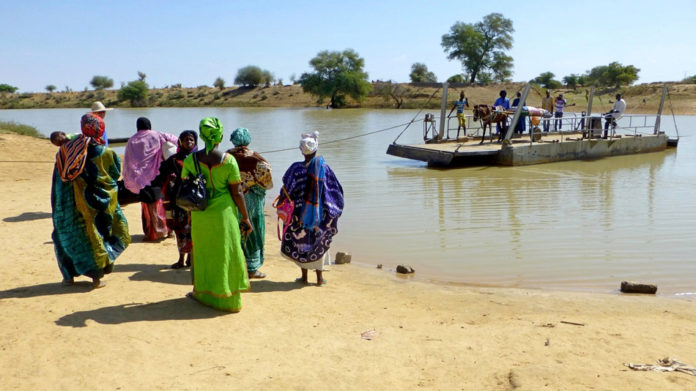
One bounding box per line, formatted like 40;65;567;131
176;153;207;211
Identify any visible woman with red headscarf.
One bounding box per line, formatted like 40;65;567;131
51;113;131;288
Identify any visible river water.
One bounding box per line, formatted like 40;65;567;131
1;107;694;295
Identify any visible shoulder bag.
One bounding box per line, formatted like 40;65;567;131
176;153;207;211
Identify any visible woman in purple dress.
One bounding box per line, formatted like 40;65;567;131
278;132;344;286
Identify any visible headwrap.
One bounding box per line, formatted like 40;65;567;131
230;127;251;147
81;113;105;144
56;113;104;182
178;130;198;149
299;131;319;155
199;117;224;154
136;117;152;131
175;130;198;158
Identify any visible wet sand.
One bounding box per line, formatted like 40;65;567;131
2;133;696;390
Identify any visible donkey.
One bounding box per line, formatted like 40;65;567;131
472;104;509;144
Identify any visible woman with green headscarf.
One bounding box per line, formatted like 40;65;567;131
182;117;253;312
227;128;273;279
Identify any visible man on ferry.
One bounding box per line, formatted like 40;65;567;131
604;93;626;138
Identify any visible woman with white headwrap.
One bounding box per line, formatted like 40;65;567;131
277;131;344;286
181;117;252;312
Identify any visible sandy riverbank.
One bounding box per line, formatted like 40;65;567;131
1;133;696;390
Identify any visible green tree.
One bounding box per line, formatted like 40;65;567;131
683;75;696;83
441;13;514;85
583;62;640;87
235;65;266;87
563;74;580;89
374;81;409;109
262;70;274;87
137;71;147;81
45;85;57;92
0;84;18;93
90;75;114;90
447;74;466;84
299;49;371;108
213;77;225;90
532;72;561;89
118;79;149;107
409;63;437;83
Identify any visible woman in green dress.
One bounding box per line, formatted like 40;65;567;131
182;117;253;312
227;128;273;279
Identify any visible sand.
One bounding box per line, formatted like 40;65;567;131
2;132;696;390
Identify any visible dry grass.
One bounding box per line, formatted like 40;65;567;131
1;82;695;114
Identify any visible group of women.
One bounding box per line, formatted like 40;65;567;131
50;114;344;313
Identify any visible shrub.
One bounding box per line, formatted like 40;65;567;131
0;84;18;93
118;80;149;107
213;77;225;90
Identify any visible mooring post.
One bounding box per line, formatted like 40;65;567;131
654;84;667;134
437;82;449;141
586;87;594;130
504;83;531;142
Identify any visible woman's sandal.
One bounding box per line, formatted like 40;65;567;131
294;277;309;284
248;270;266;279
171;261;185;269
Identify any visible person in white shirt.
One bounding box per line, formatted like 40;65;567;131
604;93;626;137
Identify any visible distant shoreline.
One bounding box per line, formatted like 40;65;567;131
2;82;695;115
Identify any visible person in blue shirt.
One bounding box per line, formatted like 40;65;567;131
447;91;470;139
493;90;510;136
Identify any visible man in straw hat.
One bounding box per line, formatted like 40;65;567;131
90;101;114;145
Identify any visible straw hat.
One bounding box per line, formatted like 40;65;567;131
90;101;114;112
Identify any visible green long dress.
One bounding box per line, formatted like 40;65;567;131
182;153;249;312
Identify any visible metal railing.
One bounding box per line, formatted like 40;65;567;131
444;112;661;142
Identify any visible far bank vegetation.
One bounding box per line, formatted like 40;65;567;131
2;81;696;114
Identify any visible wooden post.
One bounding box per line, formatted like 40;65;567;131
437;82;448;141
654;84;667;134
504;83;531;142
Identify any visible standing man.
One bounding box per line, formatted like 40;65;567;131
91;101;113;145
493;90;510;136
554;93;568;131
541;90;554;132
447;91;470;139
603;93;626;138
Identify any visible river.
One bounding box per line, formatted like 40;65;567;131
1;107;694;295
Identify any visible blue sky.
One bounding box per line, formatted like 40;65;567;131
2;0;694;92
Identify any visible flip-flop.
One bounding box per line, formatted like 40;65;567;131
92;280;106;289
294;277;308;284
248;271;267;279
170;262;185;269
317;279;328;287
61;279;74;286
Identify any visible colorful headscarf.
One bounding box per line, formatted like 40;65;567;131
299;131;319;155
230;127;251;147
81;113;105;145
199;117;224;153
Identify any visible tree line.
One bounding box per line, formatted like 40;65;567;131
2;12;692;108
